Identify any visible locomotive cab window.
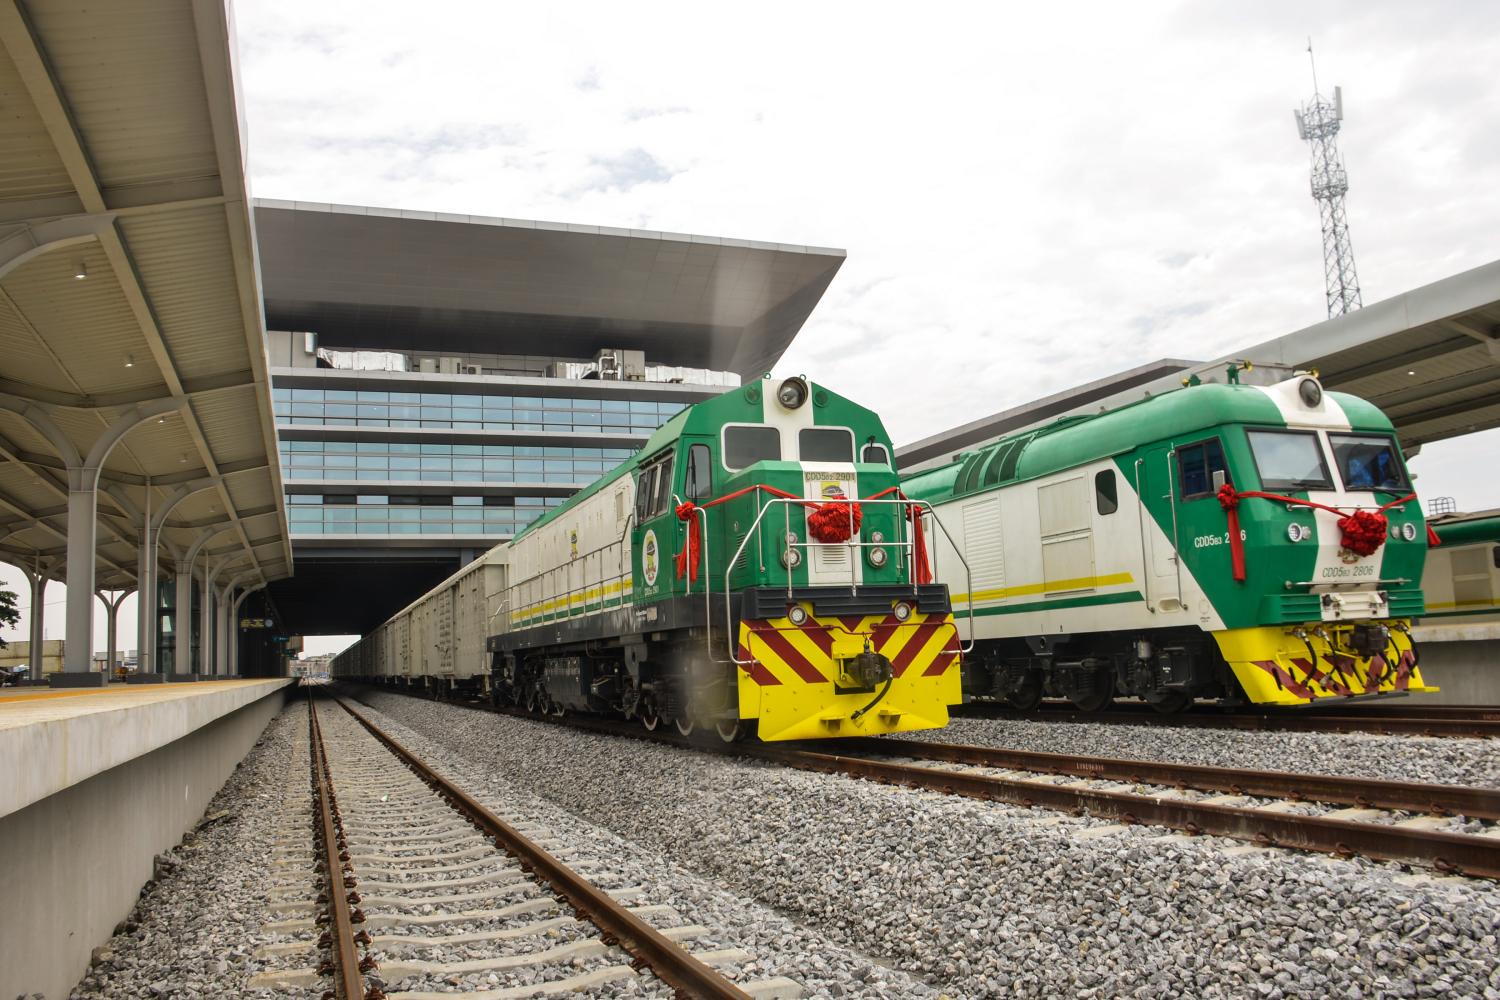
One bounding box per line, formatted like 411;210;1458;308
1247;429;1333;492
1176;439;1229;499
684;443;711;500
1095;470;1118;515
723;425;781;470
798;427;855;463
861;442;891;466
1330;433;1409;492
636;453;675;521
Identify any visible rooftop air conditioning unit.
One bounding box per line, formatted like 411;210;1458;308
459;363;483;376
417;357;438;374
439;356;464;375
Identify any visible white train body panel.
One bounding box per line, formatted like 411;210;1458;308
929;458;1224;640
505;472;635;629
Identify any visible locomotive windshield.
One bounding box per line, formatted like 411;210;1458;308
799;427;854;462
1247;430;1333;492
723;425;781;469
1330;433;1409;492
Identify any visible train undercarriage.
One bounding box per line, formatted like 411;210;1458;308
965;628;1251;714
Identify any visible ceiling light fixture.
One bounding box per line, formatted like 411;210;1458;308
124;354;135;368
178;452;188;464
73;262;86;280
1407;370;1416;376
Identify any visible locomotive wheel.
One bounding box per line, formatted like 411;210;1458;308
638;702;660;731
674;716;696;737
1069;682;1114;713
1146;691;1191;715
715;719;748;743
525;687;540;714
1005;675;1044;712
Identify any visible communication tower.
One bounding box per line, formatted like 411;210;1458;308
1293;43;1361;318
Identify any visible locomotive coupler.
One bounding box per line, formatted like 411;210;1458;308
847;649;895;690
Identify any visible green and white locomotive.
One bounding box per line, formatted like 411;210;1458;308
491;376;964;740
904;372;1436;711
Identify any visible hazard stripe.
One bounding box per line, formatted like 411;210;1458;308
836;616;867;634
923;650;958;676
736;644;781;686
795;618;834;656
754;627;828;684
872;614;905;655
890;622;943;677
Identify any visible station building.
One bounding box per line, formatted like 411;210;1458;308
251;200;845;638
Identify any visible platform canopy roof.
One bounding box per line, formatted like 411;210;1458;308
899;258;1500;471
0;0;292;590
254;200;847;380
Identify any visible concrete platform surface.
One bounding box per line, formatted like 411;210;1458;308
0;679;292;820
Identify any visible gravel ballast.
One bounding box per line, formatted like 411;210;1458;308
918;716;1500;789
355;690;1500;1000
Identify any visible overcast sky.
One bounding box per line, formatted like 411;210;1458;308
5;1;1498;658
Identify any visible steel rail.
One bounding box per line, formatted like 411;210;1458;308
333;696;751;1000
837;737;1500;820
306;694;368;1000
951;702;1500;738
747;745;1500;880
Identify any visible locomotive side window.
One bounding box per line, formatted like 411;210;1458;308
1247;430;1333;491
684;443;711;500
799;427;855;463
1330;433;1409;492
1095;469;1118;515
723;425;781;470
861;442;891;465
634;463;658;523
650;453;674;516
1176;439;1229;499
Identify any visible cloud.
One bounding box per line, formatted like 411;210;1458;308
232;0;1500;505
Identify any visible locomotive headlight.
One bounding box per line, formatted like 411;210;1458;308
870;530;885;543
892;601;913;622
1298;377;1323;408
1401;522;1418;542
787;604;809;625
776;376;809;410
867;546;888;567
781;532;802;569
1287;523;1310;543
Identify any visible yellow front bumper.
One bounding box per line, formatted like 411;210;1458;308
735;608;963;740
1213;623;1436;706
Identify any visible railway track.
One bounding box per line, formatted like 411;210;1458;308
950;700;1500;738
390;689;1500;881
252;693;799;999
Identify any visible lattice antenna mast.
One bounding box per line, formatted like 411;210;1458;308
1293;41;1362;318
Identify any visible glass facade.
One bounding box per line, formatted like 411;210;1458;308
273;382;695;541
278;440;637;484
272;387;686;434
284;494;563;536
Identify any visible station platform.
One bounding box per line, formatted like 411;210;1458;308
1409;623;1500;706
0;678;292;1000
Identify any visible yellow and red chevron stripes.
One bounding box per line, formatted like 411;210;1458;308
737;611;960;687
733;607;963;740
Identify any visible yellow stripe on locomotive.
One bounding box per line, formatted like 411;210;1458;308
734;604;962;741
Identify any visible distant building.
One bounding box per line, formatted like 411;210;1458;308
254;201;844;638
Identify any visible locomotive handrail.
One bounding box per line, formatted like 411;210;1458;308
720;496;974;666
1284;576;1413;590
